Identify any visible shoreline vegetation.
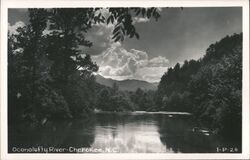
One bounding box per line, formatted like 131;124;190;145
8;8;242;143
94;110;192;115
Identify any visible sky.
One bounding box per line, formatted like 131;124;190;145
8;7;242;83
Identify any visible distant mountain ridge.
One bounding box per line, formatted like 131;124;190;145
95;74;158;91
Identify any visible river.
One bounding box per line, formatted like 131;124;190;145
8;112;241;153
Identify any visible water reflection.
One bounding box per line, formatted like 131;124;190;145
157;115;214;153
8;112;241;153
92;113;168;153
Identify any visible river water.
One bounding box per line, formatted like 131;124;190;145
8;112;241;153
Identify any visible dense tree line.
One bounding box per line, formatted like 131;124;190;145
8;8;161;124
156;33;242;137
95;83;133;112
95;84;157;112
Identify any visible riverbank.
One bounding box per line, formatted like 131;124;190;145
94;110;192;115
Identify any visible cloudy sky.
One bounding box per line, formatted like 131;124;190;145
8;7;242;82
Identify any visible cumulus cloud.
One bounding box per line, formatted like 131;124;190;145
8;21;25;35
133;17;150;23
76;8;169;82
79;22;115;55
80;10;152;55
92;43;170;82
135;67;168;82
148;56;170;67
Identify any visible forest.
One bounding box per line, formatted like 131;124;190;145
8;8;242;140
156;33;242;139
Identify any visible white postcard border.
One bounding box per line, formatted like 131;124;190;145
1;0;249;159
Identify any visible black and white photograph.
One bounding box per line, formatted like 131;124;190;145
1;0;249;159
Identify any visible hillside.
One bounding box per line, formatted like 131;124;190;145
95;74;158;91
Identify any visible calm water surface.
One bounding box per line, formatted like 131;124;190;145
8;112;241;153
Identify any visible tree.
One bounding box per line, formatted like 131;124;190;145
8;7;162;121
46;8;161;83
156;59;200;111
8;9;72;123
129;88;156;111
96;87;112;111
45;8;161;115
156;33;242;138
26;9;49;119
8;9;49;121
111;82;119;94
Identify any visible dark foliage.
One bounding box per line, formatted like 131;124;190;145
156;33;242;138
8;8;161;124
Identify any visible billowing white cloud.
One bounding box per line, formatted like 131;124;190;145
133;17;150;23
80;22;115;55
77;10;169;82
81;11;152;55
92;44;170;82
148;56;170;67
135;67;168;82
8;21;25;35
